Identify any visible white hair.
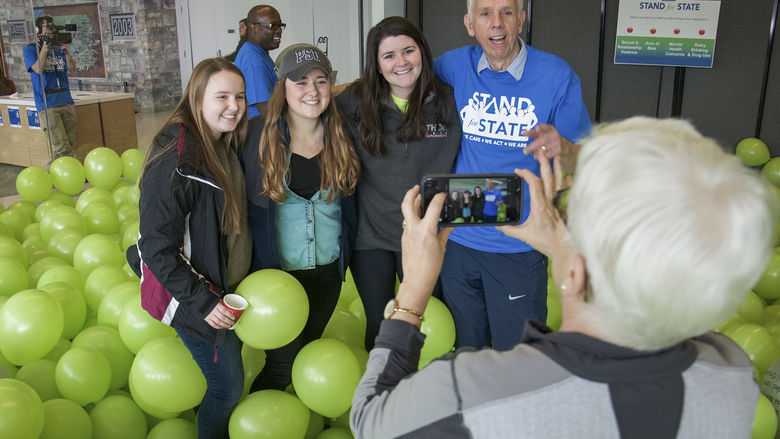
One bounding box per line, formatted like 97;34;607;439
567;117;778;351
467;0;525;17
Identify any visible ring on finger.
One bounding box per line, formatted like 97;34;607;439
541;145;547;151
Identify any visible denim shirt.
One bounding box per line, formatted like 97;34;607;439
275;151;341;271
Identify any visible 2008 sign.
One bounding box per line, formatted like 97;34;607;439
110;14;135;41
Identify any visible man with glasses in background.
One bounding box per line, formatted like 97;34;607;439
234;5;285;119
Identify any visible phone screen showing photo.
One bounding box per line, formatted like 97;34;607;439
422;174;523;226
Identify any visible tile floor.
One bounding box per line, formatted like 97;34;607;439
0;110;171;205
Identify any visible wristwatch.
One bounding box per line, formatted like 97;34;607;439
383;298;424;321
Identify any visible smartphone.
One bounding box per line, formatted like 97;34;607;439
421;173;524;226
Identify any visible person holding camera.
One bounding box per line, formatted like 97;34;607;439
24;15;77;165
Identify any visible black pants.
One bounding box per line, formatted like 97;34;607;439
351;249;443;350
250;261;341;392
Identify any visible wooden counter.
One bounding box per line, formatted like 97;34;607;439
0;92;137;168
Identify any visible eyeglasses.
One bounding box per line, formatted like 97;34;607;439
253;22;286;31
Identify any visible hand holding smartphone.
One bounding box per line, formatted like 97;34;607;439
421;174;523;226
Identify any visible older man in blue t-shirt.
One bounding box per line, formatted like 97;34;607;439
434;0;592;350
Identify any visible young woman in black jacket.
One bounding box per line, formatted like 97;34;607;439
135;57;249;439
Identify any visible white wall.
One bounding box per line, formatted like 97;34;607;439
176;0;365;90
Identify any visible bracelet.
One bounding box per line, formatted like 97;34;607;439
392;299;424;321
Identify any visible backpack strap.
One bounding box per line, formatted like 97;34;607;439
177;123;186;157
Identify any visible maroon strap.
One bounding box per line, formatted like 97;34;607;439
177;124;185;156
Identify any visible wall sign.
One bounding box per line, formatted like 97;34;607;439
614;1;721;68
8;107;21;128
34;2;106;78
8;20;28;43
26;109;41;129
110;13;136;41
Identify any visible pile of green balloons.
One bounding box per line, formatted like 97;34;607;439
715;140;780;439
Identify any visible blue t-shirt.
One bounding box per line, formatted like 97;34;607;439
234;41;278;119
482;189;503;216
435;43;591;253
23;43;74;111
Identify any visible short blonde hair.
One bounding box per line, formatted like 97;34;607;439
568;117;778;350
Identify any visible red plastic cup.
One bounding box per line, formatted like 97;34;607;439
223;293;248;329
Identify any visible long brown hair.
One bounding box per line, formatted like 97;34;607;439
142;57;248;233
353;16;452;156
259;79;359;204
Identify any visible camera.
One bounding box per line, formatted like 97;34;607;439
41;24;76;46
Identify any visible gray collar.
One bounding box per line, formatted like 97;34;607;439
477;37;527;80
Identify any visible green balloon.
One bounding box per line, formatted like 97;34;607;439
39;282;87;340
122;220;140;250
724;323;780;380
112;185;135;210
55;346;111;406
322;306;365;347
291;338;361;418
121;149;145;183
49;157;86;195
0;350;17;379
46;190;76;208
8;202;36;228
37;264;85;292
128;337;206;413
0;235;28;268
0;208;32;241
46;228;86;265
0;289;64;365
84;265;132;312
72;325;134;390
346;343;368;374
547;290;563;331
76;187;115;213
81;201;120;235
419;297;456;363
21;222;41;243
348;297;366;330
90;395;148;439
338;268;360;308
40;398;92;439
755;254;780;300
15;359;61;402
28;256;68;287
40;205;87;243
16;166;53;202
0;221;13;238
118;296;177;354
753;393;777;439
97;281;140;329
73;233;125;276
84;148;123;190
147;418;197;439
234;269;309;349
35;200;61;223
111;179;131;192
0;256;28;297
42;338;71;363
117;203;140;223
315;427;354;439
737;291;765;324
131;387;182;419
0;378;45;439
123;262;139;280
23;239;48;265
762;157;780;188
241;344;266;399
305;410;326;439
736;138;771;167
228;390;310;439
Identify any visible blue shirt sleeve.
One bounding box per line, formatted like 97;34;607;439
24;44;38;72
